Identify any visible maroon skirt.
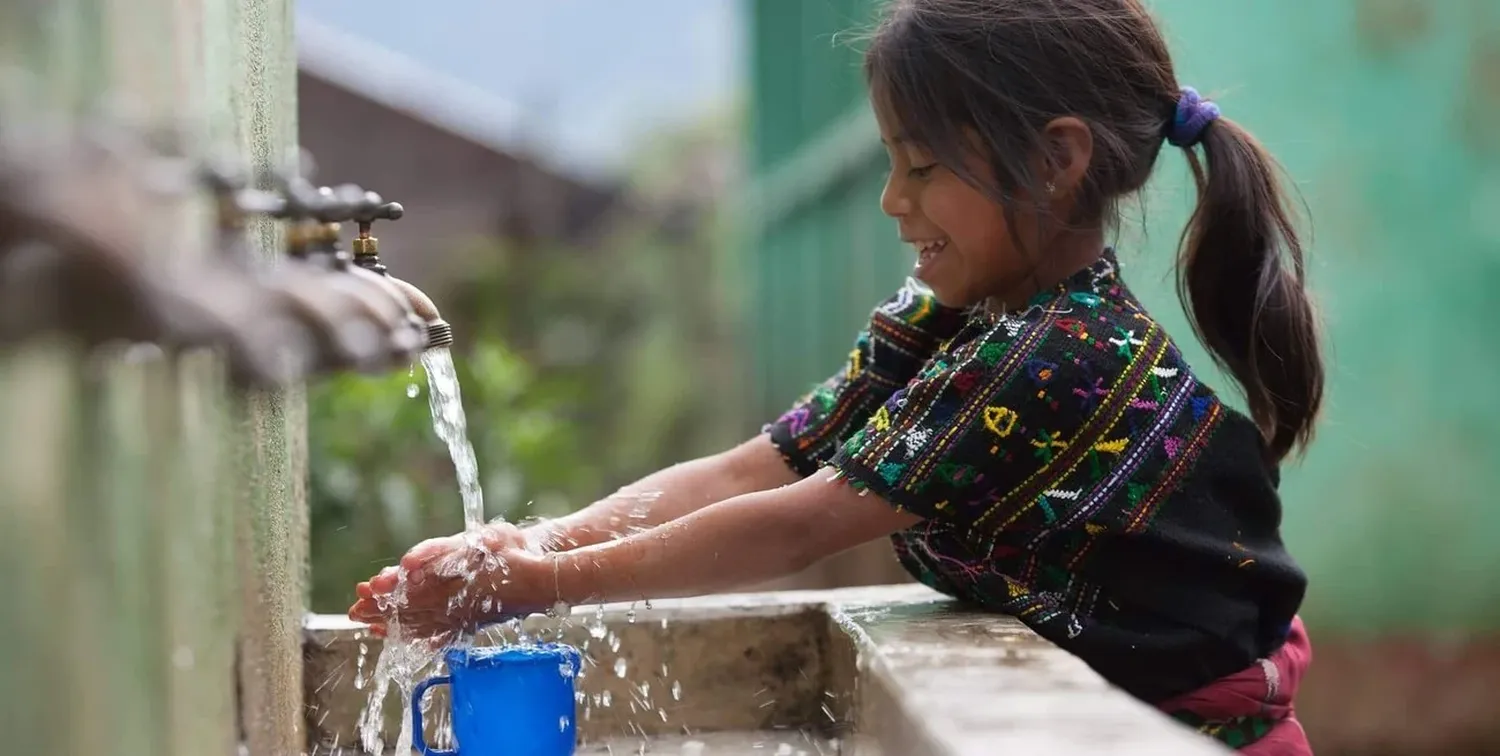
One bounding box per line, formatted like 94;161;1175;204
1155;616;1313;754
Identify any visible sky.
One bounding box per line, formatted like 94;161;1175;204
296;0;742;176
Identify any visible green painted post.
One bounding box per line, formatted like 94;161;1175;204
0;0;302;755
202;0;307;753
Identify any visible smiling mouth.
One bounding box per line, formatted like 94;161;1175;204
907;239;948;268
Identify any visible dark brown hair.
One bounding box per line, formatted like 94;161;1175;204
864;0;1324;461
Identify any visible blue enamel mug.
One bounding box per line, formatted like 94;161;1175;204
411;643;583;756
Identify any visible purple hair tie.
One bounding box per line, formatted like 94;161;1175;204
1166;86;1220;148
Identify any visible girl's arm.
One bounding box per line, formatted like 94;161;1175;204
352;466;917;632
550;470;920;604
522;434;801;552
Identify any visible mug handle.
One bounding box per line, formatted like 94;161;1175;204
411;675;458;756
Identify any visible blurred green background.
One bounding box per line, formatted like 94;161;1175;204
309;0;1500;636
305;113;748;609
3;0;1497;752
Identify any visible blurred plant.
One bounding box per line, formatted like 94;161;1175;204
306;339;587;610
306;106;746;613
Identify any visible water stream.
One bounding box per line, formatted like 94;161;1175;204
421;348;485;531
354;348;671;753
358;347;485;754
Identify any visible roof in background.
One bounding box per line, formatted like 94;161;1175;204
295;14;601;183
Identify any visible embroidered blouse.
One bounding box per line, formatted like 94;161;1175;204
767;250;1306;703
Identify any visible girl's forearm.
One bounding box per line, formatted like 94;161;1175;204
551;489;812;604
548;472;921;606
525;435;798;552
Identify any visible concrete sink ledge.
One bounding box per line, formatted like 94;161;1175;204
304;584;1225;755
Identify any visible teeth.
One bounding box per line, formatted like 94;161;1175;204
910;240;947;253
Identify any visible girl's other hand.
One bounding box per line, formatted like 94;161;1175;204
348;522;552;638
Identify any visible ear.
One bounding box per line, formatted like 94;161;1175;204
1038;116;1094;198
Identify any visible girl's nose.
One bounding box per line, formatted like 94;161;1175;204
880;173;911;218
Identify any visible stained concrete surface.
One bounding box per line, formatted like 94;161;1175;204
306;585;1224;755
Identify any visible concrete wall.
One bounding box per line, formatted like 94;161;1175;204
0;1;302;755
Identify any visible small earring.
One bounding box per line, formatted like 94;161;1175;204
1046;181;1056;195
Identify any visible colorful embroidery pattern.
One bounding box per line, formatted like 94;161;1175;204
823;254;1236;634
768;249;1306;702
767;277;966;476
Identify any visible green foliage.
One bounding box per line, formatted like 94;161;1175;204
306;339;588;611
306;109;746;613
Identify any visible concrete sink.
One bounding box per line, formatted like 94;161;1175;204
304;585;1225;755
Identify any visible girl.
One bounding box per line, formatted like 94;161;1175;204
350;0;1323;751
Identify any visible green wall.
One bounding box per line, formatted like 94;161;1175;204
0;1;303;754
743;0;1500;633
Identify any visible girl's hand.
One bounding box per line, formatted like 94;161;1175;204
348;523;555;638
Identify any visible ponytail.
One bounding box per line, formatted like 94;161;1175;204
1175;114;1325;462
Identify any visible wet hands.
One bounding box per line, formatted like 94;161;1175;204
348;522;556;639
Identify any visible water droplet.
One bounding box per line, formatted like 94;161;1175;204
626;606;637;624
589;623;608;639
601;691;612;708
614;658;628;678
558;715;570;732
672;680;683;700
354;642;369;690
406;382;420;398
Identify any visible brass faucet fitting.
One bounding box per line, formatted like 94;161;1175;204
348;198;454;350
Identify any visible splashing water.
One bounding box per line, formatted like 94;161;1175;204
357;572;444;755
422;348;485;531
358;349;490;754
358;351;690;751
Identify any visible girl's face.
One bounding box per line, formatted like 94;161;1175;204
876;110;1041;310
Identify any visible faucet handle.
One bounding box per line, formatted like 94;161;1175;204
267;175;321;220
349;193;404;226
234;188;287;217
198;155;248;196
311;185;354;223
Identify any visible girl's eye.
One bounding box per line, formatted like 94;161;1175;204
908;163;938;179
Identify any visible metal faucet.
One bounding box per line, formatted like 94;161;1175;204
345;193;455;350
0;118;435;388
264;175;453;352
0;119;192;350
202;170;430;383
